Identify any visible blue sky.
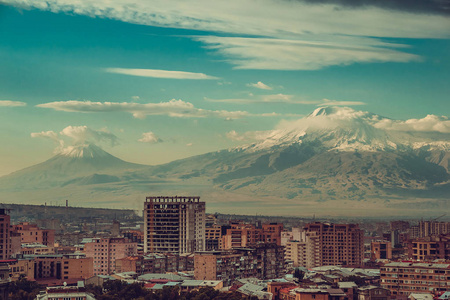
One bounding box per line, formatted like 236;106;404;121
0;0;449;175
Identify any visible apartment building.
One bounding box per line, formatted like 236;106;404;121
115;253;194;274
285;231;320;268
0;209;10;260
194;243;285;286
380;262;450;296
410;221;450;238
303;222;364;267
84;237;137;275
11;222;55;246
407;235;450;261
144;196;205;254
371;240;392;260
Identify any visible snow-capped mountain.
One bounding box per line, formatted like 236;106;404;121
238;106;449;153
0;107;448;215
0;143;146;190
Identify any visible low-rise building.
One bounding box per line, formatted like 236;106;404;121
357;286;390;300
35;284;96;300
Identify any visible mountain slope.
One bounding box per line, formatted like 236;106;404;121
0;143;146;190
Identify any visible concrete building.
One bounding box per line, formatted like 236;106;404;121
357;286;391;300
194;243;285;286
407;235;450;261
285;232;320;268
144;196;205;254
115;253;194;274
32;254;93;282
303;222;364;267
84;237;137;275
11;222;55;246
0;209;11;260
370;240;392;260
0;261;10;299
262;223;284;246
380;262;450;296
410;221;450;238
36;284;96;300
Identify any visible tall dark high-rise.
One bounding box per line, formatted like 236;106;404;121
0;209;10;260
144;196;205;254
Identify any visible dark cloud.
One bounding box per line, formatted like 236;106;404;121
298;0;450;15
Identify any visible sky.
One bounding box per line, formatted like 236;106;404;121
0;0;449;176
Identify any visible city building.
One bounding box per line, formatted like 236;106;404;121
205;225;224;250
370;240;392;260
303;222;364;267
406;235;450;261
357;286;391;300
36;284;96;300
0;261;10;299
285;232;320;268
194;243;285;286
410;220;450;238
0;208;11;260
11;222;55;246
262;223;284;246
144;196;205;254
84;237;137;275
380;262;450;296
115;253;194;274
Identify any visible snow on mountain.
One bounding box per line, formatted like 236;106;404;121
58;143;112;158
237;106;450;153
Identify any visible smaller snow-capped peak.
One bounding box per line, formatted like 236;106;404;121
58;143;110;158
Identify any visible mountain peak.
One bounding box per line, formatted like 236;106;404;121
308;106;343;117
308;106;374;120
57;143;110;159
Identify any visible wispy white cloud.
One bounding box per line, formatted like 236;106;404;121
197;36;420;70
31;125;118;153
374;115;450;133
0;100;27;107
226;130;269;142
205;94;320;104
5;0;449;70
247;81;272;90
31;130;59;141
105;68;219;80
138;131;162;143
37;99;250;119
318;99;366;106
60;125;118;146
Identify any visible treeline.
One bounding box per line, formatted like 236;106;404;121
8;278;259;300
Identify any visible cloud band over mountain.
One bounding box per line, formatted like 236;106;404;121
36;99;279;119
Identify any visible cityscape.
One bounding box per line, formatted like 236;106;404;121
1;0;449;299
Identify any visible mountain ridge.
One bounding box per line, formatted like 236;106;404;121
0;106;448;216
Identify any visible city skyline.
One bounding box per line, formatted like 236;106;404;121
0;0;449;177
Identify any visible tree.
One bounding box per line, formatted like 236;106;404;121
294;268;305;281
8;278;42;300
